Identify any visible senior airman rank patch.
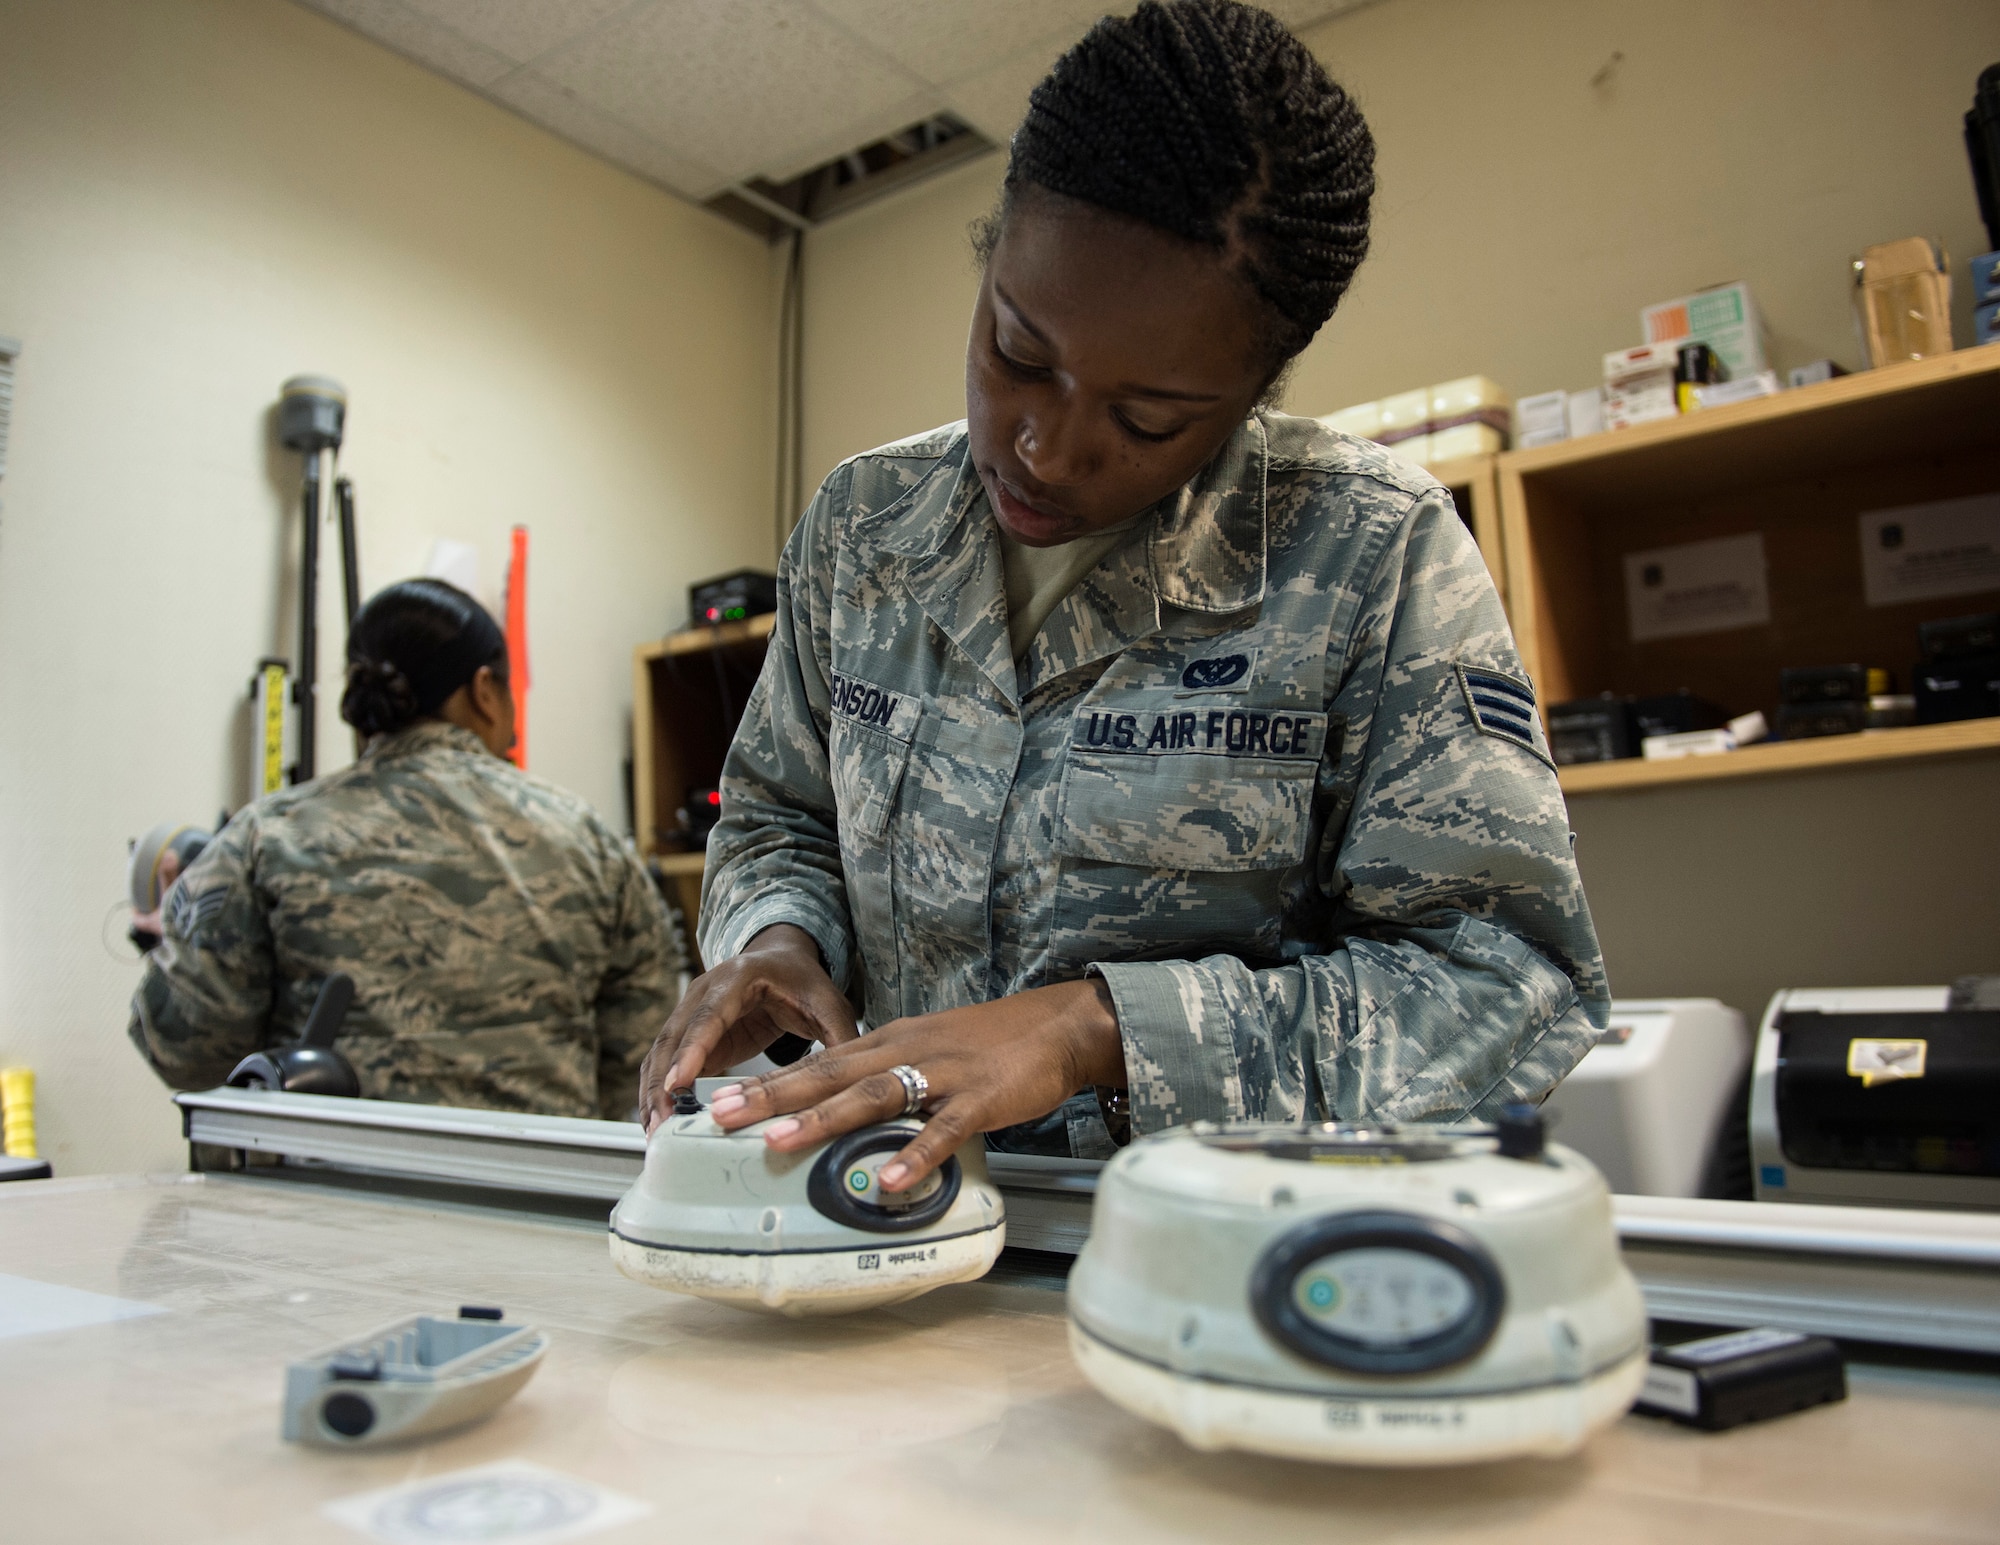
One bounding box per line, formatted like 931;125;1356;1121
1456;664;1549;763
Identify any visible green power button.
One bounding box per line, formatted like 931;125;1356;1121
847;1168;871;1193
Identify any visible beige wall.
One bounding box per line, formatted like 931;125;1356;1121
801;0;2000;477
0;0;777;1177
796;0;2000;1026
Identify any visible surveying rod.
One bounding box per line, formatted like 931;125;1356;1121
276;376;346;782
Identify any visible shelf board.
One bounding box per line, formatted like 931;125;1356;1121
1558;718;2000;795
650;851;706;875
1500;345;2000;507
639;611;776;661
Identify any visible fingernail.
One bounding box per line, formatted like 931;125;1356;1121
713;1083;742;1100
710;1092;745;1116
763;1118;801;1142
878;1162;909;1189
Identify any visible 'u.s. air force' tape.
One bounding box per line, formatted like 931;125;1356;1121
828;671;921;741
1072;705;1332;761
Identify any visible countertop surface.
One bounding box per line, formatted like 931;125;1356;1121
4;1171;1998;1544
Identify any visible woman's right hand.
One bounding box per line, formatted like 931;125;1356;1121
637;923;859;1135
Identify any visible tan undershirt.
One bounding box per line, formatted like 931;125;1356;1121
996;518;1144;659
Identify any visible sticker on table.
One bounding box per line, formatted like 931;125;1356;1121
1622;532;1771;642
0;1273;166;1342
325;1461;651;1545
1858;493;2000;608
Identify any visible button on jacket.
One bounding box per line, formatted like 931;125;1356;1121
699;411;1610;1141
129;721;685;1120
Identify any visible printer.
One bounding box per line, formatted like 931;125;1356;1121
1540;998;1748;1197
1751;982;2000;1212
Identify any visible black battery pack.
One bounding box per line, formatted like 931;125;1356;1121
1634;1327;1846;1431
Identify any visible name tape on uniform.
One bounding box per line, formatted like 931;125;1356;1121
1073;706;1330;761
828;672;921;741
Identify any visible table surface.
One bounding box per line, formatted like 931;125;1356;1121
4;1172;1999;1544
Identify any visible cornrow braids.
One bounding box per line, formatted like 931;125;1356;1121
980;0;1375;368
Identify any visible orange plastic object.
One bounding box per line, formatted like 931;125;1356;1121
505;526;530;769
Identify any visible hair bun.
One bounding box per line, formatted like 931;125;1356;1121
340;657;423;737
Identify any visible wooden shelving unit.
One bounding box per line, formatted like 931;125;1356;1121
1556;718;2000;794
1497;347;2000;795
632;613;776;854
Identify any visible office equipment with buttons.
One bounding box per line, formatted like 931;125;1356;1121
1066;1113;1647;1464
610;1083;1006;1315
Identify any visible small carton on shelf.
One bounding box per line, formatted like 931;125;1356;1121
1854;238;1953;365
1642;281;1770;379
1427;377;1509;462
1566;387;1605;438
1515;390;1568;449
1970;251;2000;308
1603;341;1680;431
1690;371;1782;409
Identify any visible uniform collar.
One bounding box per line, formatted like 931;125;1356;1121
363;721;491;762
863;416;1270;704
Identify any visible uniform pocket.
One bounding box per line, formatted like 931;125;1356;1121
1054;707;1328;873
827;702;918;840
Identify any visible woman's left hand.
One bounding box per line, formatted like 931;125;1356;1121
705;978;1126;1195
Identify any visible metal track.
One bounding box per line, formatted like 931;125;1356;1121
176;1089;2000;1352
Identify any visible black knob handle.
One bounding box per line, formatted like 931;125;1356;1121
1495;1103;1546;1160
671;1089;702;1116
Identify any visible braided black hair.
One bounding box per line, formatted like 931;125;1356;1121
340;578;507;739
978;0;1374;371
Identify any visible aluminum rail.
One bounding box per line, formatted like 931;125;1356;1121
176;1089;2000;1352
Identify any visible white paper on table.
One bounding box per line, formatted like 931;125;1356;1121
1623;531;1771;642
1858;493;2000;608
325;1461;651;1545
0;1272;165;1341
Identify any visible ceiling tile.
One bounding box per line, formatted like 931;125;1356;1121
295;0;516;87
943;34;1074;146
533;0;927;187
396;0;637;65
806;0;1111;86
1262;0;1387;33
484;69;724;197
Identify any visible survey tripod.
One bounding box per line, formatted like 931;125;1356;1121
276;375;361;784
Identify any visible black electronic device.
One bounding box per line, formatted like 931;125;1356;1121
1773;1005;2000;1178
1547;693;1636;765
680;785;723;841
227;973;360;1097
689;569;778;628
1920;611;2000;661
1630;691;1726;741
1635;1327;1846;1431
1914;651;2000;724
1778;664;1871;705
1967;62;2000;252
1774;701;1865;739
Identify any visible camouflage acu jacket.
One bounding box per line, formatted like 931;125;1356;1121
129;722;685;1120
699;412;1610;1145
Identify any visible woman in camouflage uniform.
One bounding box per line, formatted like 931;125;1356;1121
643;0;1608;1191
129;580;685;1120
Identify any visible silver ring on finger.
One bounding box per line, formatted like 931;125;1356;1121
888;1063;929;1118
